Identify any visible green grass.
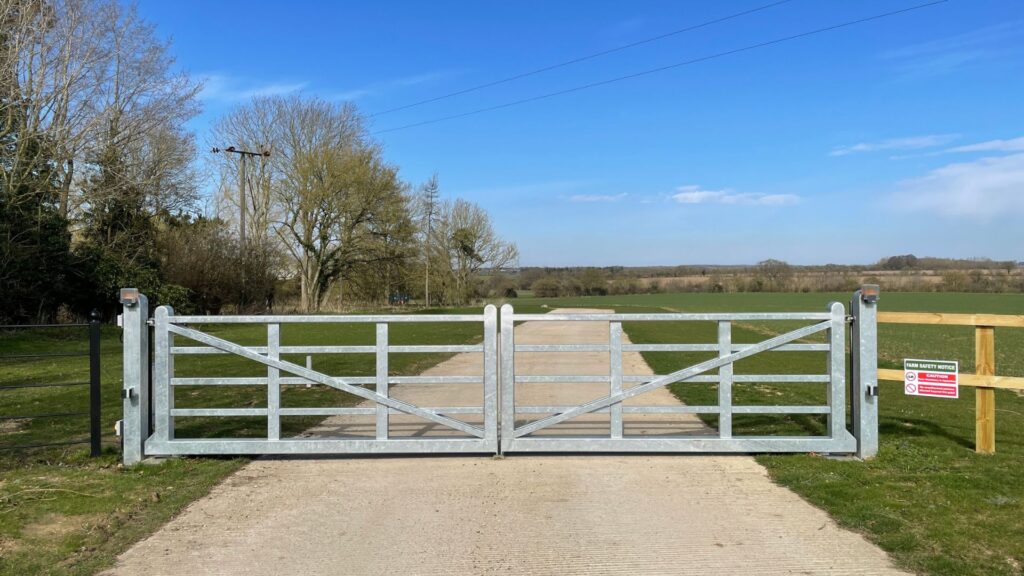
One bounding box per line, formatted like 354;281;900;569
0;308;486;575
510;291;1024;576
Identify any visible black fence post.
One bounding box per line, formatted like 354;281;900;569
89;309;102;457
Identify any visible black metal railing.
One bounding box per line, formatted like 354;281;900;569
0;311;103;456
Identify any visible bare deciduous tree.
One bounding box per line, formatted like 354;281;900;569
1;0;200;218
433;198;518;305
209;96;278;245
417;173;439;306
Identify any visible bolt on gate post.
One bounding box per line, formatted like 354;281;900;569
850;285;880;459
120;288;150;465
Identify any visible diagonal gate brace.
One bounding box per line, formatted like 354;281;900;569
167;324;485;438
513;319;832;438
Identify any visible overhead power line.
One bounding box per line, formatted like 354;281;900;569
374;0;948;136
369;0;794;118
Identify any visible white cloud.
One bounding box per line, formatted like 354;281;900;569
569;193;627;203
892;153;1024;219
830;134;959;157
945;137;1024;154
199;73;307;103
672;186;726;204
671;185;799;206
880;21;1024;79
332;70;454;102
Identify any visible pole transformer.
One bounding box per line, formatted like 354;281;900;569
211;146;271;253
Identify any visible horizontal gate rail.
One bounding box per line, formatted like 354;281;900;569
507;405;831;414
169;314;483;323
513;343;829;352
510;312;833;321
170;376;484;386
171;344;484;354
513;375;830;383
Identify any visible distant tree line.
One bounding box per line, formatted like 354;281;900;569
1;0;516;323
512;255;1023;298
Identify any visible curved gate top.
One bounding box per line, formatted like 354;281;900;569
118;287;879;464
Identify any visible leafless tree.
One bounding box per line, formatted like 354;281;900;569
417;173;439;306
209;96;278;245
1;0;201;218
433;198;518;305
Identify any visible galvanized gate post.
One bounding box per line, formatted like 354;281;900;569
850;285;880;459
119;289;150;465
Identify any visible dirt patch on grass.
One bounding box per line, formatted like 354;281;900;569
0;418;29;434
22;512;98;542
0;534;23;556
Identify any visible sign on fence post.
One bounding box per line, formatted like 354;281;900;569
904;359;959;399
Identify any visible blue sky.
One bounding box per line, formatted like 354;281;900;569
136;0;1024;266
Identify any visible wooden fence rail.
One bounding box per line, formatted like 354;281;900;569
876;311;1024;454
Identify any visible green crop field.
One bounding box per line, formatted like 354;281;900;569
2;291;1022;575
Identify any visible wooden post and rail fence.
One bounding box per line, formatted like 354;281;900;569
876;312;1024;455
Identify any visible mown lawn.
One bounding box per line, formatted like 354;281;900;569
0;308;486;575
517;291;1024;576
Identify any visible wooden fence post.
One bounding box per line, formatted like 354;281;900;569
975;326;995;454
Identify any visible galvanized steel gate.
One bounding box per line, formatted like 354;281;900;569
119;291;498;463
120;288;879;464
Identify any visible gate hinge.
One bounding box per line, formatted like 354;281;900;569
146;319;155;327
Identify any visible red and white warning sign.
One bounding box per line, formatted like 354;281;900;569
904;359;959;399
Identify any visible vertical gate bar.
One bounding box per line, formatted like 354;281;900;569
375;323;389;440
89;310;102;457
500;304;515;453
267;324;281;441
827;301;847;441
153;306;173;443
609;321;623;439
483;305;498;451
718;321;733;439
850;286;879;458
167;317;175;440
119;289;149;465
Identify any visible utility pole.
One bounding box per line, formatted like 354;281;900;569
211;146;271;253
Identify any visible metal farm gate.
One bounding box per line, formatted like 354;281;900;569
119;287;879;464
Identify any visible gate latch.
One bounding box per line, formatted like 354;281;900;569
866;382;879;397
121;387;135;400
